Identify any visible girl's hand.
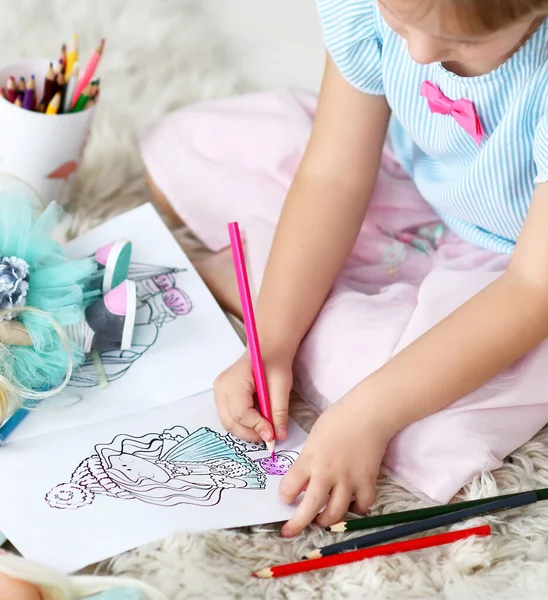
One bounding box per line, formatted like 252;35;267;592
278;393;395;537
214;351;293;444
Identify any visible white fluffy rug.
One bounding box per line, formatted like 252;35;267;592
7;1;548;598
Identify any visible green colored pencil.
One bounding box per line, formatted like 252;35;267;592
326;487;548;532
70;82;94;113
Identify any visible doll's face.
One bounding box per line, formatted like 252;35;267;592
107;453;171;484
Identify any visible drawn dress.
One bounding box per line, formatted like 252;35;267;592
46;426;269;509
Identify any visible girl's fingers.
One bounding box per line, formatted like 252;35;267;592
281;476;332;538
316;483;353;528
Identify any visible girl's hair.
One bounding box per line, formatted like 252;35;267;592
420;0;548;34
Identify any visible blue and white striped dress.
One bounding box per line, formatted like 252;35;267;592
316;0;548;253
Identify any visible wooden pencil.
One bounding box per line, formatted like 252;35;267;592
253;525;491;579
6;76;16;103
62;62;79;113
305;491;538;559
60;43;67;73
70;83;92;113
38;62;55;112
45;92;61;115
22;75;35;111
16;77;25;101
66;34;78;77
327;487;548;533
71;37;105;109
56;72;67;113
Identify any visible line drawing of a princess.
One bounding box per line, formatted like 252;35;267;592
45;426;298;510
69;263;192;388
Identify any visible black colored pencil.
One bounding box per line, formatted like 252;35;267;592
305;490;538;559
327;487;548;532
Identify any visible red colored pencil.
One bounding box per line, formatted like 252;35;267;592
252;525;491;579
71;38;104;108
6;76;16;103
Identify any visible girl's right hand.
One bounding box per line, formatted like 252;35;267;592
214;351;293;444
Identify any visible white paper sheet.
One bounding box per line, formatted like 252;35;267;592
11;204;244;441
0;392;305;573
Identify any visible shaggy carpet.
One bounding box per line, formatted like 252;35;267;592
6;0;548;598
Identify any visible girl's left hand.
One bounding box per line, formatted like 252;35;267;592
278;393;395;537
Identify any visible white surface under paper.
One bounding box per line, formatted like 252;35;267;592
11;204;244;441
0;392;305;573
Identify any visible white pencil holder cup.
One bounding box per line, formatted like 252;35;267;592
0;59;96;207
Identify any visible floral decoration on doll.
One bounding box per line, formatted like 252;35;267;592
0;256;30;319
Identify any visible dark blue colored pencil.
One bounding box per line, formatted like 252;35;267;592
304;490;538;559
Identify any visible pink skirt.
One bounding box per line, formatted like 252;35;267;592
140;88;548;503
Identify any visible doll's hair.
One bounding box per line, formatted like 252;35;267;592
0;305;74;423
0;551;167;600
407;0;548;34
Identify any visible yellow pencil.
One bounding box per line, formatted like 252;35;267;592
45;92;61;115
66;34;78;77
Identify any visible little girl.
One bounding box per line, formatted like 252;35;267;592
141;0;548;538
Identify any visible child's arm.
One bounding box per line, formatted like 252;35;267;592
256;55;390;358
215;55;391;441
280;183;548;536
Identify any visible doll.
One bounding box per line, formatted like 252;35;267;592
0;550;166;600
0;195;138;422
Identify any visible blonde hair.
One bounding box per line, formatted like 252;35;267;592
0;552;167;600
0;306;74;424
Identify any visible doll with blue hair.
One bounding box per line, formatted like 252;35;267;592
0;195;166;599
0;194;138;422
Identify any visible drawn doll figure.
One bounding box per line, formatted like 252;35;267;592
69;265;192;388
45;426;298;510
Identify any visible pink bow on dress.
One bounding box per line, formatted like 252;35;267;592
420;80;485;147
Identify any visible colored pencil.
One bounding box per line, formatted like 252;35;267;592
66;34;78;78
60;43;67;73
39;62;55;112
6;76;16;103
305;490;538;559
0;408;29;443
16;77;25;101
70;83;92;113
22;75;35;111
71;37;104;109
62;62;79;113
327;487;548;533
14;96;22;108
253;525;491;579
228;222;275;455
45;92;61;115
56;71;67;113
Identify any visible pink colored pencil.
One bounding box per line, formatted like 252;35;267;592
228;222;275;456
71;38;104;109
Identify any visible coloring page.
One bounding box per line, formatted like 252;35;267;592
0;392;306;573
10;204;244;441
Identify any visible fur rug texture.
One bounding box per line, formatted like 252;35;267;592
7;0;548;598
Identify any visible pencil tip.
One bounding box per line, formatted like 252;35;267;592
304;550;322;560
253;568;274;579
325;526;331;532
266;439;276;456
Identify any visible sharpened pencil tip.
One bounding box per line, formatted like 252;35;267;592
266;439;276;456
326;522;347;533
253;568;273;579
304;550;322;560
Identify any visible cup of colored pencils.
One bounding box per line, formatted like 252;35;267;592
0;36;105;206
